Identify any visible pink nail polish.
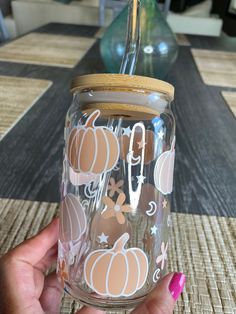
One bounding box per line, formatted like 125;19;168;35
169;272;186;301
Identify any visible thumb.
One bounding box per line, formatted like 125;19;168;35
8;218;59;265
131;272;186;314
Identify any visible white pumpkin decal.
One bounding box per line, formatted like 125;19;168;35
84;233;149;297
59;194;87;243
154;137;175;195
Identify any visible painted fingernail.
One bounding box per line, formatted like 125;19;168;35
169;272;186;301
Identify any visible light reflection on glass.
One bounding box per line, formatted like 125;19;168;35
117;43;125;57
148;92;160;105
158;42;168;55
143;45;154;54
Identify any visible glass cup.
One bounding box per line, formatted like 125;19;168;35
57;74;175;311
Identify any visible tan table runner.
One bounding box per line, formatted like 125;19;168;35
94;27;106;39
221;91;236;118
0;75;52;139
0;198;235;313
175;34;191;46
191;49;236;88
0;33;96;68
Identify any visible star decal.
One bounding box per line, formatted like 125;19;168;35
158;129;165;140
162;199;168;208
136;175;146;184
122;126;132;137
151;225;158;235
98;232;109;244
137;139;146;149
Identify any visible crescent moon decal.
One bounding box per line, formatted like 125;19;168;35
126;151;141;166
81;199;89;210
146;201;157;216
153;268;161;283
84;183;98;199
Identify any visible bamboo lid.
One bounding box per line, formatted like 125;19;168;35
71;74;174;100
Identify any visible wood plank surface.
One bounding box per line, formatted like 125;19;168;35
0;24;235;218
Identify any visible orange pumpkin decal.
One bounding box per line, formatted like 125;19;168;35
154;137;175;195
84;233;149;297
67;110;119;174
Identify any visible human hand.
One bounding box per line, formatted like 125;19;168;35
0;218;61;314
0;219;185;314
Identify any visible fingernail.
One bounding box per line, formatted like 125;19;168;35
169;272;186;301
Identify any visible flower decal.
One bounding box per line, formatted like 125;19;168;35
58;259;69;288
102;193;132;224
107;177;124;197
156;242;168;270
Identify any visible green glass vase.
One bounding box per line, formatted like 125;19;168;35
100;0;179;79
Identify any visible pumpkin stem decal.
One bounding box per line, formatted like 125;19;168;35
84;233;149;297
112;232;129;252
154;136;175;195
84;110;100;128
67;110;120;174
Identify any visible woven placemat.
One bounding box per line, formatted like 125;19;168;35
0;75;52;140
94;27;106;39
191;49;236;88
0;33;96;68
221;91;236;118
0;198;235;313
176;34;191;46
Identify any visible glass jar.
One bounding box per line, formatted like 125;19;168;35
57;74;175;311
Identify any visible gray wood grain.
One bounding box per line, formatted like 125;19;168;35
0;23;236;217
168;48;236;217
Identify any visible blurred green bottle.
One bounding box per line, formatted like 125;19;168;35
100;0;179;79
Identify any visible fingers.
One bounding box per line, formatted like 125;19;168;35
76;307;105;314
40;271;62;314
35;243;58;273
131;272;186;314
9;218;59;265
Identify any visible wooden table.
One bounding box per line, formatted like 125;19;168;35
0;23;236;218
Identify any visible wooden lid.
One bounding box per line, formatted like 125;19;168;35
71;74;174;100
